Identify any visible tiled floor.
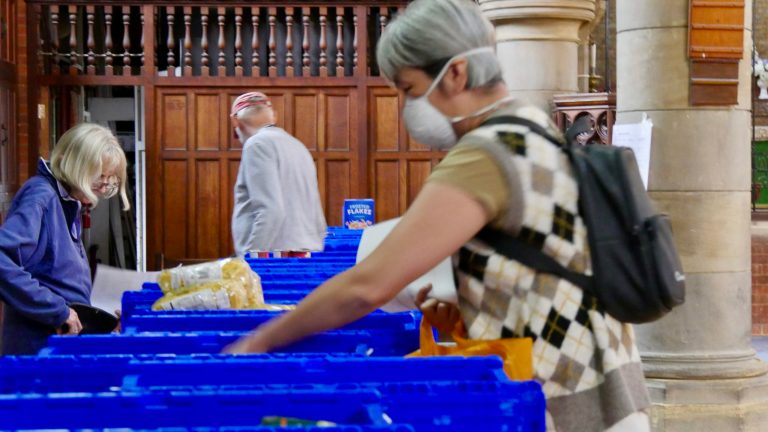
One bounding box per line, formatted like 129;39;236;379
753;336;768;362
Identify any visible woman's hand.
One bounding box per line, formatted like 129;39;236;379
222;332;268;355
415;284;461;334
113;309;121;333
58;307;83;335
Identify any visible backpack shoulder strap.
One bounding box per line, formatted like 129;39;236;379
480;115;565;147
475;227;595;294
474;114;593;292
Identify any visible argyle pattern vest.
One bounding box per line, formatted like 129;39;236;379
452;107;649;431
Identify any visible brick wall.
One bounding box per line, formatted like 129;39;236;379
15;0;29;184
757;0;768;129
753;234;768;335
752;1;768;336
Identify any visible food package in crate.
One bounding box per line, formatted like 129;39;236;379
153;258;266;311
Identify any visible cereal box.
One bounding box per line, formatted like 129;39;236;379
343;199;375;229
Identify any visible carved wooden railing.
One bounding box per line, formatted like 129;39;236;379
31;2;406;78
552;92;616;145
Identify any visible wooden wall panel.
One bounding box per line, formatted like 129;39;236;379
294;94;318;151
226;93;243;151
326;95;350;151
0;84;15;224
407;160;432;204
687;0;745;106
226;159;241;254
267;92;287;132
195;94;222;151
162;160;188;259
407;135;430;152
689;1;745;60
368;87;445;221
373;94;399;152
325;159;351;227
375;160;400;222
195;160;221;257
152;86;360;264
161;94;188;150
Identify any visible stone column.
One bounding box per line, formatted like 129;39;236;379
617;0;768;430
478;0;598;111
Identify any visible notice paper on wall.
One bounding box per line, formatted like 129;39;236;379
611;113;654;189
356;217;457;312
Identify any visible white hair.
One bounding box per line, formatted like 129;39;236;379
234;104;271;120
376;0;502;88
50;123;130;210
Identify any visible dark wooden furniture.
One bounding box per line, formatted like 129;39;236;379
552;92;616;145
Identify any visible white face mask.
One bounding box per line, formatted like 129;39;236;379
402;47;509;150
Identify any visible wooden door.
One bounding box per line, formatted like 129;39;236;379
0;85;13;223
150;86;360;262
0;0;15;224
0;0;16;346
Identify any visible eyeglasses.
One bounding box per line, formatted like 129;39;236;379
91;175;120;197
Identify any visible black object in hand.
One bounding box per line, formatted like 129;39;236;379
64;303;119;335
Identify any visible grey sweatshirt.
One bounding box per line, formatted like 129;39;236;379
232;126;327;256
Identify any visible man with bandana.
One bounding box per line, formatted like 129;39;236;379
230;92;327;256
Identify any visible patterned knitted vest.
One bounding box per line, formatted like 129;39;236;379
453;108;650;432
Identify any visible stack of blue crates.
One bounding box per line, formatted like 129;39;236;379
0;227;545;431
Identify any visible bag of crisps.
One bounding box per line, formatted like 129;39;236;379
152;258;266;311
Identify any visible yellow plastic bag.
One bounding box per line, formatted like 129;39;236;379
407;318;534;381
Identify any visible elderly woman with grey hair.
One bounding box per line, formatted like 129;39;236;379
225;1;650;430
0;123;129;355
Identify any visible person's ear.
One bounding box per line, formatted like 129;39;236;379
439;59;469;96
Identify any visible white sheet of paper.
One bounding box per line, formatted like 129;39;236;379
91;264;160;313
356;217;457;312
611;113;653;189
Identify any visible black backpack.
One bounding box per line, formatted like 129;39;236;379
475;115;685;324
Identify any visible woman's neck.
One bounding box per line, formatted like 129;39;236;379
453;84;513;138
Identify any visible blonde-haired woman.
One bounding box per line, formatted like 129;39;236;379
0;123;129;355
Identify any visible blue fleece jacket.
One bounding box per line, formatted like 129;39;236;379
0;159;91;355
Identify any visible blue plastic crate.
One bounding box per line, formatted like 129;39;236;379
378;380;545;431
0;355;504;394
0;356;545;431
0;388;388;429
81;427;414;432
121;311;419;334
137;280;327;292
178;381;545;432
120;290;306;316
248;266;352;275
40;329;418;356
260;280;326;290
256;270;340;282
246;257;356;265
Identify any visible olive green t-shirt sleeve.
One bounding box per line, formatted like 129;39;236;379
426;145;510;223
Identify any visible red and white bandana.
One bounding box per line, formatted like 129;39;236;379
231;92;272;117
